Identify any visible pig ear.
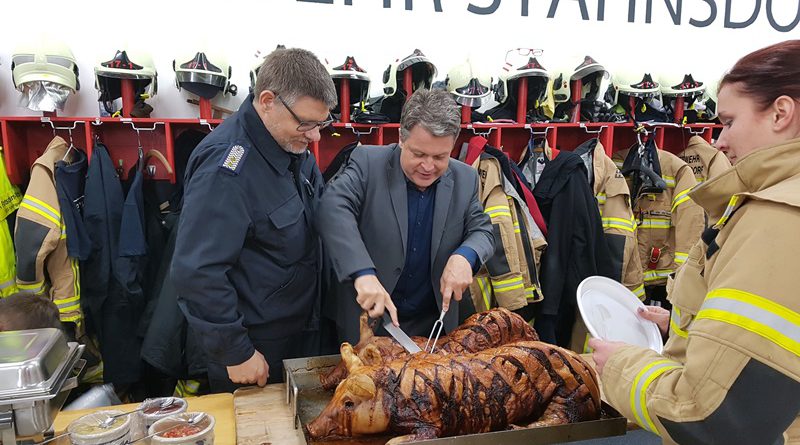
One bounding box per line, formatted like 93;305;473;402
348;373;376;399
359;344;383;366
359;311;374;343
340;343;364;372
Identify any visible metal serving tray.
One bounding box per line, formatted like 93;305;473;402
0;328;86;439
0;328;69;399
284;355;627;445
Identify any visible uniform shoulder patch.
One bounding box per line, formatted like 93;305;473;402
219;144;248;174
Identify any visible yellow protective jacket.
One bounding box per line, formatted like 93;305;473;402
614;146;704;286
663;136;733;357
469;153;545;312
601;138;800;444
15;136;82;325
677;135;731;184
0;147;22;298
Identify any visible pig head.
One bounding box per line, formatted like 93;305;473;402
307;343;391;439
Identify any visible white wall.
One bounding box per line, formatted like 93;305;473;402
0;0;797;118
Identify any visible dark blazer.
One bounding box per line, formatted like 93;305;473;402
317;144;494;344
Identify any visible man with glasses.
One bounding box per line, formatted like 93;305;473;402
172;48;337;392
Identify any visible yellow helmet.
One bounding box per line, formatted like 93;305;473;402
11;41;80;92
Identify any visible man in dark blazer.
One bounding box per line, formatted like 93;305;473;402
318;89;494;344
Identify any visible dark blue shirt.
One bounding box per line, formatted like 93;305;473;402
392;181;437;316
352;180;479;318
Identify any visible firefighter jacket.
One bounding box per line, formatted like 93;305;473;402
15;136;82;325
614;143;704;287
469;151;545;312
677;135;731;184
0;147;21;298
601;138;800;444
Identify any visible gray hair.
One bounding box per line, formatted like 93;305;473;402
254;48;337;108
400;89;461;141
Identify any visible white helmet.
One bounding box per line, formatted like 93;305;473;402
326;56;371;112
94;49;158;106
445;59;492;107
11;41;80;92
610;71;660;106
659;73;706;123
552;55;610;105
494;48;550;106
249;45;286;93
382;49;437;97
659;73;705;97
174;51;237;99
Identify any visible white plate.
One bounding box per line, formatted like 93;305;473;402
576;276;663;353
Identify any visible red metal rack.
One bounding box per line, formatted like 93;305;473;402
306;121;720;173
0;116;221;184
0;74;721;185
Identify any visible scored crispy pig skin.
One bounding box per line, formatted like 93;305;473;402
320;307;539;390
308;340;601;441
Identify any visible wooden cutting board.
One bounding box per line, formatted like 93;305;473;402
234;384;304;445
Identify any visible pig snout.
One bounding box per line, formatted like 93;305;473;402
307;413;340;439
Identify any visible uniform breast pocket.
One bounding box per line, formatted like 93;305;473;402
256;197;310;265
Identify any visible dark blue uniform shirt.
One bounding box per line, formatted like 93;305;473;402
172;94;323;366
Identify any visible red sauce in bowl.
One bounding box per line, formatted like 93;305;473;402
159;424;203;438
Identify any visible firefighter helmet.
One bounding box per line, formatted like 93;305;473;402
94;49;158;108
610;71;661;105
494;48;549;105
11;41;80;92
326;55;371;112
552;55;610;105
445;59;492;107
174;51;237;99
659;73;705;97
659;73;706;123
382;49;437;97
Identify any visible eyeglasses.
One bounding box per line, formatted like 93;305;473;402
277;95;335;132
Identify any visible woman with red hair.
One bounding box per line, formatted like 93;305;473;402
591;40;800;444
